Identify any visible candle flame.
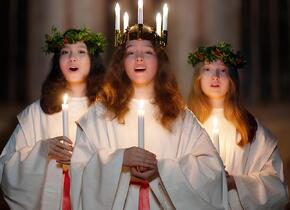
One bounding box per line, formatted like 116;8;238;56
63;93;68;105
138;0;143;8
115;2;120;12
163;4;168;15
213;117;219;134
138;99;144;110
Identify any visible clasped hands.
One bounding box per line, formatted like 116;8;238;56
47;136;73;165
123;146;159;182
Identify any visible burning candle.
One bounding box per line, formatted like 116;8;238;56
62;93;69;137
138;0;143;24
156;13;162;36
137;100;145;148
123;12;129;32
115;3;120;31
162;4;168;31
212;117;220;153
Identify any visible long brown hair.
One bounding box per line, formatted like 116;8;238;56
188;63;257;146
98;45;184;130
40;52;105;114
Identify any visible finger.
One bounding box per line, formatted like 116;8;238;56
53;140;73;152
60;136;73;145
49;144;72;158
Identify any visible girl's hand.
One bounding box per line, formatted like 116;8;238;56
225;170;237;190
47;136;73;165
123;147;157;169
131;165;159;182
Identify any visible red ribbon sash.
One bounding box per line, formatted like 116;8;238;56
62;170;71;210
130;180;150;210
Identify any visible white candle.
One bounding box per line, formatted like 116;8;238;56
212;117;220;153
156;13;162;36
62;93;69;137
138;0;143;24
162;4;168;31
115;3;120;31
137;100;145;148
123;12;129;32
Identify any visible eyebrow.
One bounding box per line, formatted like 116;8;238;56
125;44;154;49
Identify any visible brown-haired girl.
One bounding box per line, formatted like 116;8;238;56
71;25;227;210
0;27;106;210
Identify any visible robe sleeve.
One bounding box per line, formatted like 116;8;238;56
151;113;227;210
0;123;49;210
231;147;289;210
71;123;132;210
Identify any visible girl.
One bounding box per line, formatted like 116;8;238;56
71;24;227;210
0;27;106;210
187;41;289;210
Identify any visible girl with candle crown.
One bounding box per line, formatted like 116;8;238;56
187;41;289;210
0;26;106;210
70;6;227;210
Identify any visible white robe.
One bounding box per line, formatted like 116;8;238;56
203;108;289;210
0;97;89;210
71;99;228;210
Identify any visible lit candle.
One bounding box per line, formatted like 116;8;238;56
123;12;129;32
212;117;220;153
62;93;69;137
156;13;162;36
162;4;168;31
137;100;145;148
138;0;143;24
115;3;120;31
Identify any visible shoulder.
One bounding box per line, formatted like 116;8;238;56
254;119;277;146
77;102;106;128
17;100;44;122
183;107;203;126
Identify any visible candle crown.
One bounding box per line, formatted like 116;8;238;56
114;3;168;48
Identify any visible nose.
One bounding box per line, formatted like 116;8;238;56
136;52;144;62
213;70;220;79
69;52;78;61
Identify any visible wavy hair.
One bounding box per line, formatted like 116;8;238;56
40;51;105;114
188;63;257;146
98;45;184;130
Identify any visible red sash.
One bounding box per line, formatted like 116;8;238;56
130;180;150;210
62;170;71;210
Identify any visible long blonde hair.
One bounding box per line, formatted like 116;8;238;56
188;63;257;147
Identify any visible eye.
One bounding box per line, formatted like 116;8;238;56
60;50;69;55
126;51;134;56
221;69;226;73
203;68;210;71
78;50;87;54
145;50;154;55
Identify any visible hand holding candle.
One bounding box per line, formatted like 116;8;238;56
212;117;220;153
137;100;145;149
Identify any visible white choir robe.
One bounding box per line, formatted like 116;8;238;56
203;109;289;210
0;98;88;210
71;99;228;210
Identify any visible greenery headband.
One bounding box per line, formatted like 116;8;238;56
187;41;246;69
42;26;106;55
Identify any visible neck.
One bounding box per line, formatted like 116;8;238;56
133;83;154;99
67;82;87;97
210;98;224;109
